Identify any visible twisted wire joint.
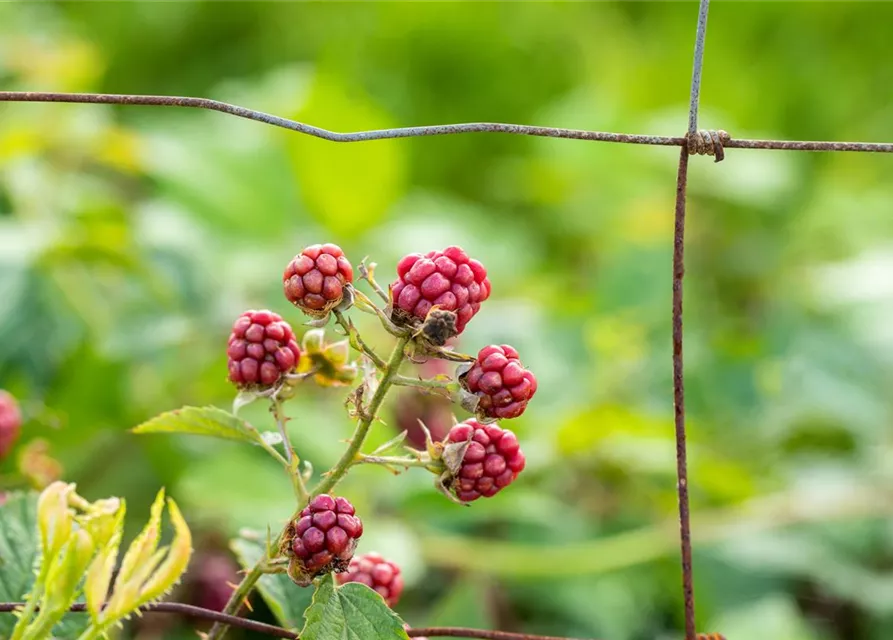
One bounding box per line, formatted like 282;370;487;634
686;129;731;162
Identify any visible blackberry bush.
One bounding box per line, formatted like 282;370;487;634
131;242;538;640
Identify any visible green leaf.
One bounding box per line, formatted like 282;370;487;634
132;406;262;445
0;492;40;638
231;531;311;631
300;573;409;640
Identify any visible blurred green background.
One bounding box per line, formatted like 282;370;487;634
2;2;893;639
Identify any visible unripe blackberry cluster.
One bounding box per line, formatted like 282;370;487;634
0;390;22;460
336;552;404;607
227;310;301;390
390;246;491;335
289;494;363;579
444;419;526;503
284;243;354;316
461;344;538;420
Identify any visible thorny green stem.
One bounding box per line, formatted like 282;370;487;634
256;429;310;503
271;398;293;464
76;621;117;640
392;374;451;390
21;611;58;640
257;400;308;503
352;289;406;337
10;565;48;640
312;335;411;496
356;454;435;469
206;335;411;640
333;310;386;370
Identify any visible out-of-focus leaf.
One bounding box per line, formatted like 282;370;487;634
0;492;39;638
176;446;294;531
285;72;407;238
425;575;491;630
710;595;818;640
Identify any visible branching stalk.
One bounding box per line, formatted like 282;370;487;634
356;454;434;469
271;399;292;464
206;335;411;640
391;375;451;390
311;335;410;496
333;310;387;370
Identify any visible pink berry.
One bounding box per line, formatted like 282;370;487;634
227;310;300;390
0;391;22;460
390;246;491;334
462;345;537;419
284;244;354;316
336;553;404;608
446;419;525;502
290;494;363;577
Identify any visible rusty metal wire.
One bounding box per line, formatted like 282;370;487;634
0;602;601;640
671;3;712;639
0;602;297;638
1;91;892;153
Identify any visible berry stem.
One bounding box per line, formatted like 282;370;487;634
356;453;437;470
391;374;451;390
271;398;292;464
352;289;407;336
206;335;410;640
311;335;411;496
358;259;390;304
334;310;386;369
10;564;49;639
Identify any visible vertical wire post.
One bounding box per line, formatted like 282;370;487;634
687;0;711;136
674;1;711;639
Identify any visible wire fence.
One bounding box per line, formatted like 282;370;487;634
1;0;891;638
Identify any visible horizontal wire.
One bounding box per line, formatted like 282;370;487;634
0;601;601;640
0;602;297;638
0;91;680;146
1;91;892;153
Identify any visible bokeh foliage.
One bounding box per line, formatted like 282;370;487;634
2;2;893;639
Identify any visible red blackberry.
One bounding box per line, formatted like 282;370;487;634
390;246;491;335
226;310;301;390
461;345;537;420
284;244;354;316
289;494;363;579
336;553;404;607
444;419;525;502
